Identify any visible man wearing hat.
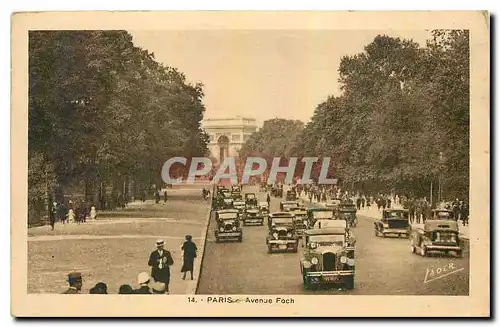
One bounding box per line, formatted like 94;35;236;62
151;282;166;294
148;239;174;294
133;272;152;294
62;272;83;294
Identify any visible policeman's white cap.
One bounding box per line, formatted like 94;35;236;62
156;239;164;246
137;272;150;285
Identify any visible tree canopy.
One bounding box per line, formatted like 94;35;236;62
241;31;469;200
29;31;209;223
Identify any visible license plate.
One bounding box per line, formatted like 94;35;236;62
278;244;287;250
222;232;239;237
323;275;338;282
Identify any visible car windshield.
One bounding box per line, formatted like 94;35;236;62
223;192;231;198
234;202;245;206
218;213;238;219
246;194;256;199
309;234;345;247
272;217;294;225
436;211;452;218
385;211;408;219
313;211;334;219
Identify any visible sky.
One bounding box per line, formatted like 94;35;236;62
129;30;432;126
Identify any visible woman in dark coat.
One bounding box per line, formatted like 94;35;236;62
181;235;198;280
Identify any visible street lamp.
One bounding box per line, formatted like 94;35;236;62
437;152;445;204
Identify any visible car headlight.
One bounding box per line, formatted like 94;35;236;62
340;256;348;264
347;258;355;266
232;226;237;231
311;257;319;265
219;227;224;232
287;233;292;237
273;232;278;239
382;223;389;228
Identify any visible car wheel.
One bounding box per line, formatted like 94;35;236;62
411;245;416;253
238;236;243;242
457;250;463;258
215;238;220;243
344;275;354;290
302;269;311;290
267;246;272;254
374;229;378;237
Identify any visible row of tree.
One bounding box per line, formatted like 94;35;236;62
239;30;469;200
29;31;209;224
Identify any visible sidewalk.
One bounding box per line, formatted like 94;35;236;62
297;192;469;240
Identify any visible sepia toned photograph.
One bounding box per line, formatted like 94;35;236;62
12;11;489;317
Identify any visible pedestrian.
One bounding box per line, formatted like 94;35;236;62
148;239;174;294
181;235;198;280
89;282;108;294
415;199;422;224
67;208;76;223
118;284;134;294
49;200;56;231
90;205;97;220
361;196;366;209
164;190;168;203
461;201;469;226
57;202;67;224
387;197;392;209
151;282;166;294
133;272;152;294
453;199;461;222
267;193;271;207
155;190;161;204
356;197;362;210
62;272;83;294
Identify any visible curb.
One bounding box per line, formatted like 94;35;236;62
192;188;214;294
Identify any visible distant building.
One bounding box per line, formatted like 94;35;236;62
202;116;258;165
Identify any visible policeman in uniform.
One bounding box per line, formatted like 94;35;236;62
62;272;83;294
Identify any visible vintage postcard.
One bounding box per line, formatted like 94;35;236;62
12;11;490;317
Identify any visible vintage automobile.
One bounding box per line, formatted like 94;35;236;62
266;212;299;253
280;200;301;212
325;198;343;210
338;203;358;227
216;186;229;194
290;208;308;236
410;220;462;257
300;227;356;290
306;207;336;229
430;209;456;221
243;207;264;226
231;185;242;193
286;190;298;201
271;186;283;197
245;193;258;207
231;191;243;200
374;209;410;238
233;200;246;214
258;201;269;214
214;209;243;243
259;183;268;192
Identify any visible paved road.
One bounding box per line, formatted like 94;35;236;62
28;186;210;294
197;186;469;295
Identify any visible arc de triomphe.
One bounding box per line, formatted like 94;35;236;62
201;116;258;166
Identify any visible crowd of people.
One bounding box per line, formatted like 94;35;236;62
61;236;198;295
290;183;469;226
